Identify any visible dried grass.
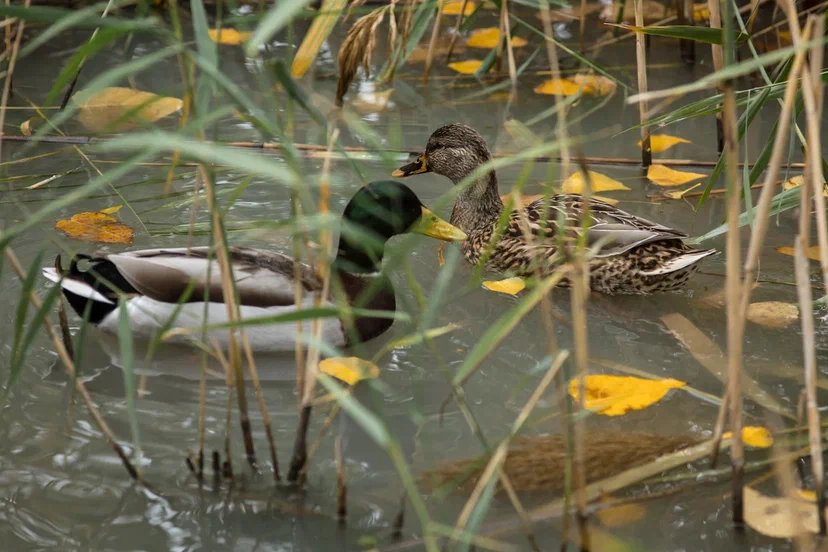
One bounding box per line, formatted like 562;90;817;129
336;5;394;106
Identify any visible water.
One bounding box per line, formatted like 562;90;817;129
0;4;823;550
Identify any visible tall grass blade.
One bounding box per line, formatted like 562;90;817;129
291;0;348;78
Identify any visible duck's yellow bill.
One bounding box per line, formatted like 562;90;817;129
392;155;430;177
410;207;467;242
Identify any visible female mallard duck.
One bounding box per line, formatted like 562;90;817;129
393;123;716;294
42;181;466;352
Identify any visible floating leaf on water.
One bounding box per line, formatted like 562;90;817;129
448;59;484;74
533;78;583;96
482;277;526;295
722;426;774;448
99;205;124;215
73;87;183;133
744;486;825;538
466;27;527;49
443;0;476;15
408;42;466;62
568;374;686;416
570;73;617;96
640;134;691;153
350;89;394;114
693;3;709;21
776;245;821;261
596;494;646;527
207;28;252;45
319;357;380;385
782;175;828;196
20;116;39;136
562;170;630;194
745;301;800;328
55;207;134;245
647;164;706;187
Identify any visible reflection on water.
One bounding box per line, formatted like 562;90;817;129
0;4;820;551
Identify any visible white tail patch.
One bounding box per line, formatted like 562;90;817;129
639;249;717;276
42;267;114;304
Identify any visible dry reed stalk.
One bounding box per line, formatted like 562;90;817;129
501;0;517;89
382;0;413;83
445;0;470;62
705;0;724;153
200;165;258;471
241;335;281;482
57;294;75;360
448;351;568;548
677;0;695;64
797;13;826;532
422;0;445;84
197;352;207;481
632;0;651;167
0;0;28;163
336;5;392;106
286;129;339;483
392;492;406;539
722;80;745;526
4;248;141;481
335;434;347;523
212;339;236;480
298;401;342;485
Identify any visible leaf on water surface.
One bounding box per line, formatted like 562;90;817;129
501;192;544;207
660;182;702;200
533;75;615;97
20;116;39;136
562;170;630;194
349;89;394;113
744;486;826;538
207;28;252;45
777;245;821;261
782;175;828;197
640;134;691;153
319;357;379;386
448;59;483;74
568;374;686;416
443;0;476;16
408;42;466;62
721;426;774;448
596;494;646;527
647;164;706;187
55;207;134;245
482;277;526;295
466;27;527;49
73;87;183;133
600;0;666;23
746;301;800;328
693;3;709;21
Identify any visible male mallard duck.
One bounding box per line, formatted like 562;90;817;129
393;123;716;295
42;181;466;352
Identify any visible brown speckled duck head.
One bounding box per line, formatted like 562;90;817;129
393;123;493;185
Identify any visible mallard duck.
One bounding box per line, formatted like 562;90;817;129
42;181;466;352
392;123;716;295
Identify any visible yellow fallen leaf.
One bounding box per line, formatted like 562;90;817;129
99;204;124;215
466;27;527;49
647;164;707;186
640;134;691;153
722;426;774;448
55;209;134;245
534;76;616;97
593;195;620;205
777;245;821;261
693;3;709;22
73;87;183;133
596;494;646;527
570;73;617;96
21;116;39;136
319;357;380;386
568;374;686;416
443;0;476;15
207;28;252;45
746;301;800;328
663;182;702;199
562;170;630;194
777;30;792;42
448;59;483;74
798;489;817;502
745;486;826;538
500;193;544;207
482;277;525;295
782;174;828;196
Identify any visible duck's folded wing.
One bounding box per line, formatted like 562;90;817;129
587;223;684;258
106;247;316;307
